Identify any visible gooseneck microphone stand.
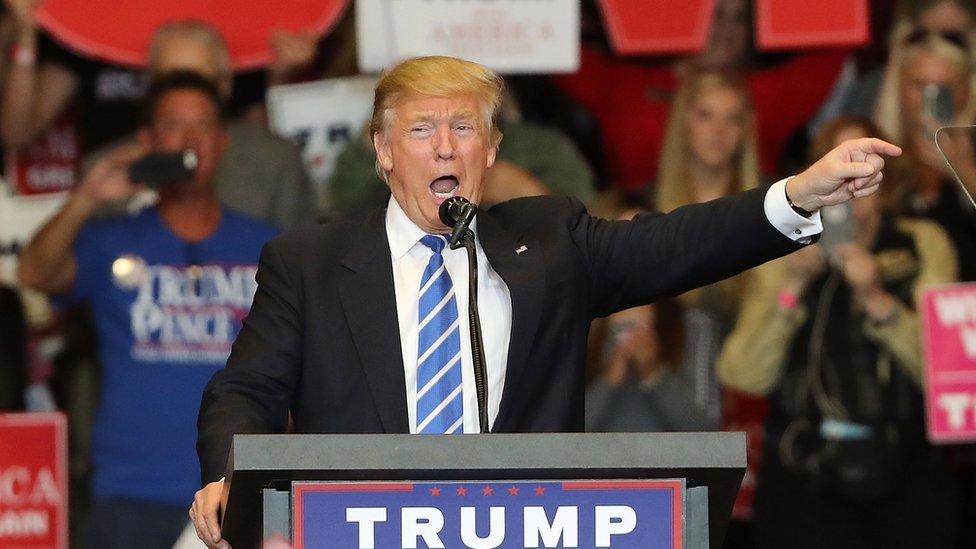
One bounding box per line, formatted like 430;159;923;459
439;198;490;433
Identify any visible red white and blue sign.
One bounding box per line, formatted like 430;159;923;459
292;479;684;549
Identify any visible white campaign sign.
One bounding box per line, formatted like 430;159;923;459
266;76;378;213
356;0;579;73
0;184;67;287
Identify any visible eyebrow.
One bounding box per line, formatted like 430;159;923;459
406;110;479;125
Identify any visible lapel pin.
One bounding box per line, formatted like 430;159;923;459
515;245;528;255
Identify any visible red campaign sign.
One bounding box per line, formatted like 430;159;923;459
599;0;869;55
922;284;976;443
598;0;717;55
0;413;68;549
755;0;870;50
34;0;349;70
5;112;80;196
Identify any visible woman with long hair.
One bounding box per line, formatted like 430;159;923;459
586;70;761;433
874;32;976;281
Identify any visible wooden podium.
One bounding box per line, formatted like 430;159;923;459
220;432;745;548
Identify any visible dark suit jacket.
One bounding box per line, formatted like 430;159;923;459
197;189;801;482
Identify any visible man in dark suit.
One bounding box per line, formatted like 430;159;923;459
190;56;900;547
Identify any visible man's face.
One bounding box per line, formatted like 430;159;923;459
140;89;228;193
373;94;497;234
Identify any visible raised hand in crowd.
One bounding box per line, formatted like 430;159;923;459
601;305;662;388
268;28;318;86
0;0;80;150
74;142;148;206
834;243;898;323
17;142;147;294
4;0;41;33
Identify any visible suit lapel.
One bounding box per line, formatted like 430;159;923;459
477;210;546;430
337;210;409;433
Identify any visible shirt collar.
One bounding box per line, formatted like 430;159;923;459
385;195;479;260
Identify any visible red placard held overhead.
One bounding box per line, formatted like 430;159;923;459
756;0;870;50
34;0;349;70
0;413;68;549
598;0;718;55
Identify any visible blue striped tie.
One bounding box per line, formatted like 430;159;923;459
416;235;464;434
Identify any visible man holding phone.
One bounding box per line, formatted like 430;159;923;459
17;71;278;548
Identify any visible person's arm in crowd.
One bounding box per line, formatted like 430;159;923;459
266;29;318;88
717;248;820;395
0;0;79;151
853;219;959;385
17;144;145;293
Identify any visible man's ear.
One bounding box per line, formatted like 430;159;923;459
486;133;501;169
373;131;394;173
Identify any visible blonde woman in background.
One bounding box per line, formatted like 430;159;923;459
719;116;960;549
842;0;975;118
587;71;759;432
873;32;976;281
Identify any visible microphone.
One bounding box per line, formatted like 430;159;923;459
439;197;478;249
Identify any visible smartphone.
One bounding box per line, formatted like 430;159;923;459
128;150;198;188
923;83;954;125
820;202;854;266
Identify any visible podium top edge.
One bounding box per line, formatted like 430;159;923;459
230;432;746;472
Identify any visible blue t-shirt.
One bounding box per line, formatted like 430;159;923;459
69;207;278;505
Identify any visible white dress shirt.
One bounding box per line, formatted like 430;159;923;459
387;197;512;433
385;178;821;433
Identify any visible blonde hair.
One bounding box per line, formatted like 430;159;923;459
656;71;760;214
148;20;232;95
874;34;976;145
371;56;503;138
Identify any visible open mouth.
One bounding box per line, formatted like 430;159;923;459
429;175;460;200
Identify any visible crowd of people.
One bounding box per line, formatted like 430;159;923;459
0;0;974;548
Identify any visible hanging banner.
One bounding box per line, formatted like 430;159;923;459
35;0;349;70
267;76;377;212
356;0;579;73
597;0;716;55
0;413;68;549
755;0;870;50
921;283;976;443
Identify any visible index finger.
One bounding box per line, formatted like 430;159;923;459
848;137;902;158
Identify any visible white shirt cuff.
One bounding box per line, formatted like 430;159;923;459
763;177;823;244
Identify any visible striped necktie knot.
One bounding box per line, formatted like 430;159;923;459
420;234;448;254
